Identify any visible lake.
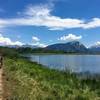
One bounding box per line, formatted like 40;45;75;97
27;54;100;74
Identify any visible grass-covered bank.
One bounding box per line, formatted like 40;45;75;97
3;57;100;100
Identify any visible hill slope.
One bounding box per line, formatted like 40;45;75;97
45;41;88;53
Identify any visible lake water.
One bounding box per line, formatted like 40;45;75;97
28;54;100;74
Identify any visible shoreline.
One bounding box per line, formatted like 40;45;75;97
22;52;100;55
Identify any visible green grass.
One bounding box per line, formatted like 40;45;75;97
3;57;100;100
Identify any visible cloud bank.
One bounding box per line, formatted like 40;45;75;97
58;34;82;41
32;36;40;42
0;34;23;46
94;41;100;46
32;36;47;47
0;4;100;30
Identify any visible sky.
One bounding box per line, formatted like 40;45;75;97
0;0;100;47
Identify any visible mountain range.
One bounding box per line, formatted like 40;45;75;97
45;41;100;53
45;41;88;53
6;41;100;54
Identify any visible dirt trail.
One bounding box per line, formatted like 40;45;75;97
0;68;3;100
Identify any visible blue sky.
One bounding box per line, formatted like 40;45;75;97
0;0;100;47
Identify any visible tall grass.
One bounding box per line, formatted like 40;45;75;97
4;57;100;100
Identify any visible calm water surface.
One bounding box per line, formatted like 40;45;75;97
27;54;100;74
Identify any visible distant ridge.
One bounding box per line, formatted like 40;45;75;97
6;44;38;49
3;41;100;54
89;44;100;53
45;41;88;53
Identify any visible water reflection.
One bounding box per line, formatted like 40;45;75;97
29;55;100;74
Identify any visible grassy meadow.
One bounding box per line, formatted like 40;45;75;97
0;47;99;100
3;56;100;100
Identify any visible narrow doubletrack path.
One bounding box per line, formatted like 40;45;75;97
0;68;3;100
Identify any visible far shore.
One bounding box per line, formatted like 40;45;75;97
22;52;100;55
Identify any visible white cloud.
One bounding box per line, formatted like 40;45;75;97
58;34;82;41
32;36;40;42
94;41;100;46
83;18;100;29
0;34;23;46
0;19;8;28
35;42;47;47
31;42;47;48
0;4;100;30
25;4;51;17
32;36;46;47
